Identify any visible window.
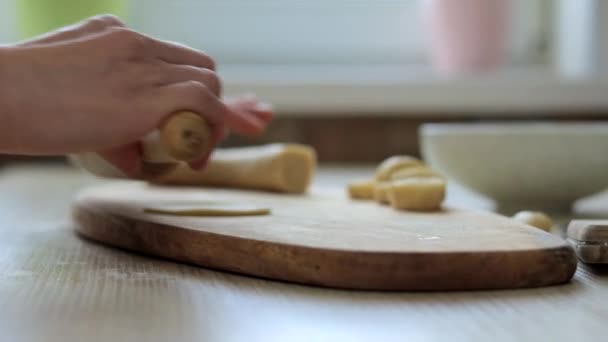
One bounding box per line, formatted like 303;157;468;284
1;0;607;114
128;0;548;66
0;0;16;43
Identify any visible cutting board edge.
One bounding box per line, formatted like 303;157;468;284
73;205;578;291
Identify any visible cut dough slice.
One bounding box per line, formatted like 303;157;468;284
348;180;376;200
512;211;553;232
390;166;441;180
387;177;446;211
144;202;271;216
373;182;392;205
375;156;422;181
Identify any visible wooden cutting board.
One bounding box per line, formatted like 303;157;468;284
72;182;577;291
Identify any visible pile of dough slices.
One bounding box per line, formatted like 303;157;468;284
348;156;446;211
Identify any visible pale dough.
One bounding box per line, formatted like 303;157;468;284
390;166;441;180
149;144;317;194
142;111;211;163
144;202;271;217
512;211;553;232
70;144;317;194
373;182;392;204
388;177;446;211
346;155;445;211
375;156;422;181
347;179;376;200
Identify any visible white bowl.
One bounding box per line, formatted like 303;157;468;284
420;122;608;213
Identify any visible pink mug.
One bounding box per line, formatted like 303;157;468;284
422;0;510;74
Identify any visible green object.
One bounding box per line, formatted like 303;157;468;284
17;0;127;39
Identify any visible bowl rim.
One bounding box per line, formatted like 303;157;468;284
420;121;608;136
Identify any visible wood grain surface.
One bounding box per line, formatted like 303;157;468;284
73;182;576;290
2;164;608;342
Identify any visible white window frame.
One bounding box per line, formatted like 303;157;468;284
555;0;608;77
127;0;547;66
1;0;607;115
127;0;608;115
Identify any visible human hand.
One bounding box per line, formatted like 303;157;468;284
0;15;273;176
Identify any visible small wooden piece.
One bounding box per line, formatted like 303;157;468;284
73;182;577;291
567;220;608;264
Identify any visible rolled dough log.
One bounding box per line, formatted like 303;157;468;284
150;144;316;194
71;143;316;194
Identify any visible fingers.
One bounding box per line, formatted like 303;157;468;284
224;106;268;136
225;96;274;124
251;107;274;124
160;64;222;96
97;142;142;177
155;81;269;136
95;28;215;71
146;38;216;70
155;81;228;126
186;98;273;170
151;64;274;135
156;68;278;126
22;14;125;46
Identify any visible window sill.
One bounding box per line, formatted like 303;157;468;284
221;65;608;117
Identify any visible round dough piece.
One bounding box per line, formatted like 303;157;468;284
512;211;553;232
375;156;422;181
144;202;271;216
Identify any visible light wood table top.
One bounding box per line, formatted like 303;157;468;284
1;163;608;342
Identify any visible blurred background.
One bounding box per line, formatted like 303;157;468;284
0;0;607;162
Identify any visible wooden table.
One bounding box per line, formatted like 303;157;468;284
1;163;608;342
